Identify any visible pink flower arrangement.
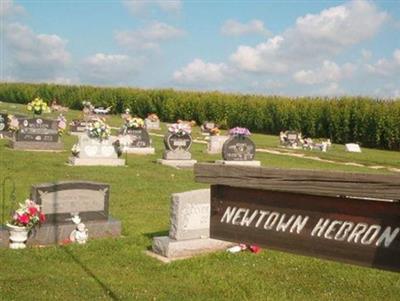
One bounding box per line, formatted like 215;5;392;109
9;199;46;229
57;114;67;135
229;127;251;137
7;115;19;131
168;123;192;136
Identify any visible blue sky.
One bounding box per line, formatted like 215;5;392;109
1;0;399;97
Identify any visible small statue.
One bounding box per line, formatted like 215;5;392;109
70;223;89;244
68;213;89;244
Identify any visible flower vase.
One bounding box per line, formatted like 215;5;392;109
6;223;29;249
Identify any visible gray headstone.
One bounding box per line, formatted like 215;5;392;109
169;189;210;240
201;121;215;133
16;117;59;143
70;120;88;132
164;133;192;151
30;181;110;223
207;135;229;154
145;118;160;130
124;128;150;148
0;113;8;132
222;136;256;161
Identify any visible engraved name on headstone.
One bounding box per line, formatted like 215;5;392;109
16;118;59;142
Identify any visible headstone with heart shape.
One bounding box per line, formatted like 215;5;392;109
163;133;193;160
68;134;125;166
157;129;197;167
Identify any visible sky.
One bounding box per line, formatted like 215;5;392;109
1;0;400;97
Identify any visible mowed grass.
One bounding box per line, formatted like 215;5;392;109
0;102;400;300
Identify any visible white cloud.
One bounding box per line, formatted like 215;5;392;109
80;53;143;85
123;0;182;15
230;36;287;73
221;19;271;36
318;83;345;96
293;61;356;85
366;48;400;76
231;0;388;74
115;21;185;50
4;22;70;81
173;59;231;84
0;0;25;17
361;49;372;60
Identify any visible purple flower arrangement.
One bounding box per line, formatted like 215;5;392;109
229;127;251;137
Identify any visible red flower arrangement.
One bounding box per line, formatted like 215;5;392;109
9;199;46;229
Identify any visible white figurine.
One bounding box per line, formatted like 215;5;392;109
69;213;89;244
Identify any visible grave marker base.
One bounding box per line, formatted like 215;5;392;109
0;217;121;247
157;159;197;168
215;160;261;167
122;147;155;154
10;139;64;151
68;157;125;166
151;237;234;260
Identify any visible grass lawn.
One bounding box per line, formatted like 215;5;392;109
0;102;399;300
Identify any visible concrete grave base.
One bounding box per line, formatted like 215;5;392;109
157;159;197;168
122;147;155;154
68;156;125;166
0;217;121;247
151;236;234;260
215;160;261;167
9;139;64;151
70;132;86;137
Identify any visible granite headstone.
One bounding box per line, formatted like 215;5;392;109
222;136;256;161
31;181;109;223
15;117;59;142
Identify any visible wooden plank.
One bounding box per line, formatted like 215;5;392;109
195;163;400;200
211;185;400;272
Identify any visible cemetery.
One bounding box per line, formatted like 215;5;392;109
2;0;400;297
0;96;399;300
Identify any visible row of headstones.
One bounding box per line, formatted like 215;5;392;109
2;114;260;167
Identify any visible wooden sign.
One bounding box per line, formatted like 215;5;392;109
195;163;400;272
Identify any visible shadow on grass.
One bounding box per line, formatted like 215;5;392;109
61;246;120;300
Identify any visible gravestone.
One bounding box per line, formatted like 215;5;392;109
0;181;121;247
207;135;229;154
9;117;63;150
31;181;110;223
70;120;88;135
201;121;215;135
151;189;233;261
68;135;125;166
119;128;155;154
0;113;8;132
0;113;9;138
145;118;160;130
346;143;362;153
216;136;260;166
157;133;197;168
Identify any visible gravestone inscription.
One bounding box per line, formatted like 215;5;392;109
124;128;151;148
222;136;255;161
70;120;88;132
30;181;109;223
16;118;59;142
